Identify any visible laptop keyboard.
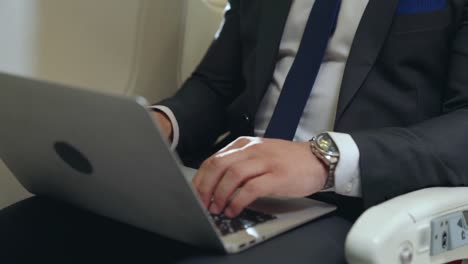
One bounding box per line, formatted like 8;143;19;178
211;209;277;236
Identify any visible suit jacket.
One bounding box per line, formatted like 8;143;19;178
159;0;468;210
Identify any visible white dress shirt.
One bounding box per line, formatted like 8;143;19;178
153;0;369;197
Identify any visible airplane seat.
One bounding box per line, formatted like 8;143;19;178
0;0;193;101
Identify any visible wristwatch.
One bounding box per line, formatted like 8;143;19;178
309;133;340;190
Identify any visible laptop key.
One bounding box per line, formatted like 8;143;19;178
211;209;277;236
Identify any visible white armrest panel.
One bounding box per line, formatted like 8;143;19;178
346;187;468;264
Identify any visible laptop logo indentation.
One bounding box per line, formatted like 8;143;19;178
54;142;93;174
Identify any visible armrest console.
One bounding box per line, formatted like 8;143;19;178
345;187;468;264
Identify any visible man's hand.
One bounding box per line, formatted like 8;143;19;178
151;111;173;141
192;137;328;218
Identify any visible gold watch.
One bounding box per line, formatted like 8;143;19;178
309;133;340;190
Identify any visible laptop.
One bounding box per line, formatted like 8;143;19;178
0;72;336;253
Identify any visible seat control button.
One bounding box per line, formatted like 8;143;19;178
399;243;413;264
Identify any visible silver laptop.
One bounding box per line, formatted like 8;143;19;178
0;72;336;253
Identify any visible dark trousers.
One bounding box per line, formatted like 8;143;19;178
0;197;353;264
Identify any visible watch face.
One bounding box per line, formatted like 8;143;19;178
317;134;338;155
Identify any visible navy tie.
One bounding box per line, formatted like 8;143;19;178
264;0;342;140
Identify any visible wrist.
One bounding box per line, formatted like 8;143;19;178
301;142;329;188
152;111;173;141
314;153;329;188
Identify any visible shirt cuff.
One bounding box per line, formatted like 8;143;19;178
148;106;180;150
327;132;362;197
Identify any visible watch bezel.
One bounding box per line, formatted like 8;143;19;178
315;133;340;158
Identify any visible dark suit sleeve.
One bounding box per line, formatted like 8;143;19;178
157;0;243;156
351;2;468;208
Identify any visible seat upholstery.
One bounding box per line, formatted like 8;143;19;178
178;0;227;85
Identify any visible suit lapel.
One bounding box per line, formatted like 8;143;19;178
251;0;293;115
335;0;400;122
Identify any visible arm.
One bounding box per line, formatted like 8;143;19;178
351;2;468;207
157;0;244;157
191;3;468;218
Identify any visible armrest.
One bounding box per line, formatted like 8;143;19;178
345;187;468;264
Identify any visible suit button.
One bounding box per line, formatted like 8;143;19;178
242;114;251;124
